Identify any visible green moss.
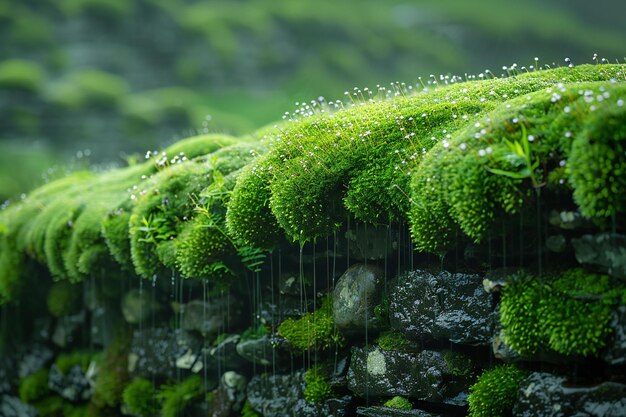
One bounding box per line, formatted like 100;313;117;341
122;378;158;417
303;364;332;404
92;330;131;408
158;375;203;417
568;103;626;220
278;295;342;351
240;324;269;342
0;59;44;92
376;331;407;351
19;368;50;403
47;281;82;318
45;70;129;109
241;400;260;417
442;350;473;377
101;208;132;269
383;396;412;410
468;365;526;417
55;350;94;374
500;269;622;357
57;0;133;19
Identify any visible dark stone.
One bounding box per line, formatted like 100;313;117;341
333;263;384;333
0;357;15;394
211;371;247;417
347;345;469;403
0;395;37;417
572;233;626;279
279;274;303;296
513;372;626;417
52;311;86;348
209;334;247;371
357;406;442;417
128;328;204;378
389;270;494;345
48;364;93;402
236;335;275;366
346;225;398;261
549;210;589;230
604;306;626;366
121;289;162;324
18;344;54;378
177;297;245;335
247;372;330;417
258;297;307;326
546;235;567;253
326;395;354;417
90;304;121;347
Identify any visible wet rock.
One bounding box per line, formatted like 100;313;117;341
176;297;245;335
121;289;162;324
0;395;37;417
279;274;303;296
347;345;469;402
326;395;354;417
209;334;247;371
549;210;589;230
90;304;121;347
492;307;522;362
482;268;519;293
0;357;15;394
513;372;626;416
128;328;204;379
211;371;247;417
52;311;86;348
572;233;626;279
236;334;274;366
258;297;307;326
346;225;398;260
357;406;441;417
546;235;567;253
333;263;384;333
247;372;330;417
18;344;54;378
48;364;93;402
604;306;626;366
389;270;494;345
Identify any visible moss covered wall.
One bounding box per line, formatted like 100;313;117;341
0;63;625;416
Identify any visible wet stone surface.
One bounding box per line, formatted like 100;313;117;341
211;371;247;417
0;357;15;394
357;406;442;417
128;328;204;378
18;344;54;378
513;372;626;417
0;395;37;417
48;364;93;402
347;345;469;403
236;334;275;366
177;297;245;335
247;372;331;417
604;306;626;366
333;263;384;333
572;233;626;279
389;269;494;345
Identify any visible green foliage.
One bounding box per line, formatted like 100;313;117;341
45;70;129;109
468;365;527;417
442;350;473;377
241;400;260;417
383;396;412;410
303;364;332;404
19;368;50;403
122;378;158;417
278;295;342;351
158;375;203;417
500;269;622;356
568;104;626;220
376;331;407;351
92;330;131;408
55;350;94;374
0;59;43;91
240;324;269;342
47;281;82;318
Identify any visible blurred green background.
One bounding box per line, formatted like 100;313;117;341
1;0;625;200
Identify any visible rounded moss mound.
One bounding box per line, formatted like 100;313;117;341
0;59;44;91
122;378;158;417
500;268;623;357
47;281;82;318
468;365;527;417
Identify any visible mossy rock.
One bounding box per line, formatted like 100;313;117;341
468;365;527;417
